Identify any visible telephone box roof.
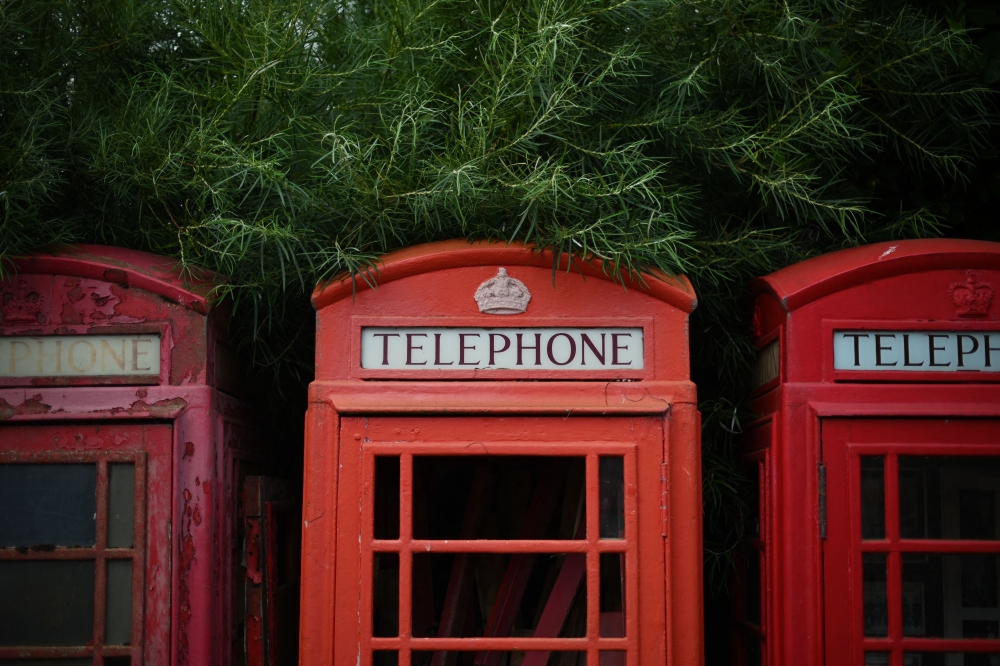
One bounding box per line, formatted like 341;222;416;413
750;238;1000;312
311;239;698;313
10;244;219;314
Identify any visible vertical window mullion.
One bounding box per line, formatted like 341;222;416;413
885;454;902;657
399;453;413;666
586;453;600;664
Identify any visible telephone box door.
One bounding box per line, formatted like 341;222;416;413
333;415;667;666
823;418;1000;666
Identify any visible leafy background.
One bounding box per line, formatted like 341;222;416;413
2;0;998;660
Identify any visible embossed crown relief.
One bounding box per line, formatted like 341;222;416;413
474;268;531;315
949;270;994;318
0;279;46;325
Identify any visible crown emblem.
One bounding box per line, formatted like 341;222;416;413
1;279;45;325
474;268;531;315
949;270;994;317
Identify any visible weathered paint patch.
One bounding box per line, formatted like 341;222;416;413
0;394;52;420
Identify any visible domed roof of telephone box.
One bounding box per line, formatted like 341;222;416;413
311;239;698;313
10;244;219;314
751;238;1000;312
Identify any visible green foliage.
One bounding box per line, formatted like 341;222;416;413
1;0;994;590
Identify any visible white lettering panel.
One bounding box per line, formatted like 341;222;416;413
0;335;161;377
834;331;1000;372
361;327;644;370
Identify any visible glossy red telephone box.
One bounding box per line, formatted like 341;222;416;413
0;246;283;666
301;240;703;666
739;239;1000;666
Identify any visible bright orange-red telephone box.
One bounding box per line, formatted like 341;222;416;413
300;241;703;666
739;239;1000;666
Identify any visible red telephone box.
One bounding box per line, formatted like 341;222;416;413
0;245;290;666
739;239;1000;666
300;240;703;666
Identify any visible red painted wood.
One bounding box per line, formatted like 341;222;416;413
304;240;702;666
747;239;1000;666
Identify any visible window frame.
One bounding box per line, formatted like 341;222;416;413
0;449;147;664
823;418;1000;665
359;440;640;666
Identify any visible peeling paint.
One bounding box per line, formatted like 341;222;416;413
177;486;199;666
0;395;52;420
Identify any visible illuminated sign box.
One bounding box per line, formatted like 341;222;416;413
833;330;1000;372
360;327;644;370
0;334;161;378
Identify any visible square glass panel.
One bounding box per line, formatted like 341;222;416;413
0;560;95;646
904;654;1000;666
411;553;586;638
107;463;135;548
899;457;1000;540
0;657;91;666
744;548;761;626
600;553;625;637
902;554;1000;638
374;456;400;541
373;652;398;666
599;457;625;539
864;552;888;637
0;464;97;547
412;457;585;540
373;552;399;637
861;456;886;540
106;559;133;645
413;652;586;666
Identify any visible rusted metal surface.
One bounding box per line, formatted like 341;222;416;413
242;477;301;666
0;246;274;666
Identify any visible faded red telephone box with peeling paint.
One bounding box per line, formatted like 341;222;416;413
737;239;1000;666
300;240;703;666
0;245;291;666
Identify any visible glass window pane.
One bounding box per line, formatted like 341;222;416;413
104;657;133;666
599;457;625;539
374;457;400;540
862;457;886;540
412;456;585;540
108;463;135;548
373;652;398;666
900;457;1000;540
0;560;95;646
744;548;761;626
865;653;889;665
0;464;97;547
106;559;133;645
903;554;1000;638
411;552;586;638
412;652;586;666
864;553;888;637
599;653;625;666
904;653;1000;666
0;657;91;666
600;553;625;637
373;552;399;638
